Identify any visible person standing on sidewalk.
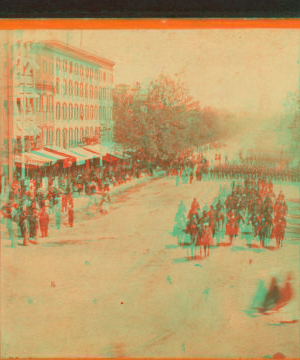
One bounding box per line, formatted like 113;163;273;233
23;211;30;246
61;192;68;213
68;204;74;227
39;207;49;238
55;206;61;230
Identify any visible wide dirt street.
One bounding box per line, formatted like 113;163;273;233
1;177;299;358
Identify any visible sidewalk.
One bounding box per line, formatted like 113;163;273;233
1;170;166;245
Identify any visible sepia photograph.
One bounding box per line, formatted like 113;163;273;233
0;22;299;358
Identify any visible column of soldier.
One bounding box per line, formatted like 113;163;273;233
183;177;288;259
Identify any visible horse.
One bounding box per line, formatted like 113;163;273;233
214;210;225;232
185;215;198;259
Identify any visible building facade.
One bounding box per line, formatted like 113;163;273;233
1;39;115;183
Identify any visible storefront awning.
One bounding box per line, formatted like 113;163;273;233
83;144;102;156
102;154;119;163
31;149;61;163
68;147;98;160
33;148;74;168
15;152;52;167
45;146;85;165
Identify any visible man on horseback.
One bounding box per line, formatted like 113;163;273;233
215;200;225;232
185;214;198;260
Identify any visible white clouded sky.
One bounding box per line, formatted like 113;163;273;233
16;29;300;116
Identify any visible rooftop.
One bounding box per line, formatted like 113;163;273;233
31;41;115;69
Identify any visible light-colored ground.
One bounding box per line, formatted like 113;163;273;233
1;178;299;358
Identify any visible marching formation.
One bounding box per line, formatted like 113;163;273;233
174;176;288;260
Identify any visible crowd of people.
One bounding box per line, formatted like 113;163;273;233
174;176;288;260
0;159;157;248
0;147;296;249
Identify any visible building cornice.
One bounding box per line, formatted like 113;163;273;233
31;41;115;70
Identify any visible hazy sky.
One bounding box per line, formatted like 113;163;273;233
14;29;300;116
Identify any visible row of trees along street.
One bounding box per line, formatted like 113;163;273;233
113;75;242;157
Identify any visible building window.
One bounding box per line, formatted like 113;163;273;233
99;70;102;81
49;62;54;75
63;79;67;96
69;80;73;96
49;128;53;146
75;128;78;145
69;128;73;147
95;70;98;81
69;104;73;120
48;95;53;113
47;129;50;146
62;103;67;120
43;94;47;113
24;98;29;113
85;84;88;99
90;105;93;120
80;127;84;142
99;106;102;121
16;98;22;113
95;86;98;100
56;102;61;120
30;98;34;112
75;82;78;97
63;128;67;148
99;87;102;100
69;61;73;74
86;67;89;79
95;105;98;120
56;78;60;95
80;83;83;97
56;58;61;74
43;130;47;146
86;127;89;137
89;85;93;99
43;60;47;73
63;59;67;72
75;63;78;75
74;104;78;120
56;129;60;147
103;88;106;100
35;98;40;112
90;68;93;79
103;71;106;82
90;127;93;136
80;105;84;120
85;105;89;120
103;106;106;121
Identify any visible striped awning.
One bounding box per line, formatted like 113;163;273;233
32;148;73;168
83;144;102;156
46;146;86;165
67;147;98;160
15;152;51;167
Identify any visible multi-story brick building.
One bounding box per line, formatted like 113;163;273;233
1;39;115;184
29;40;115;148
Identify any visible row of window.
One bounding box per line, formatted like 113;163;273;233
44;58;114;83
35;126;101;149
15;94;112;116
16;96;54;114
56;79;112;101
55;102;112;122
